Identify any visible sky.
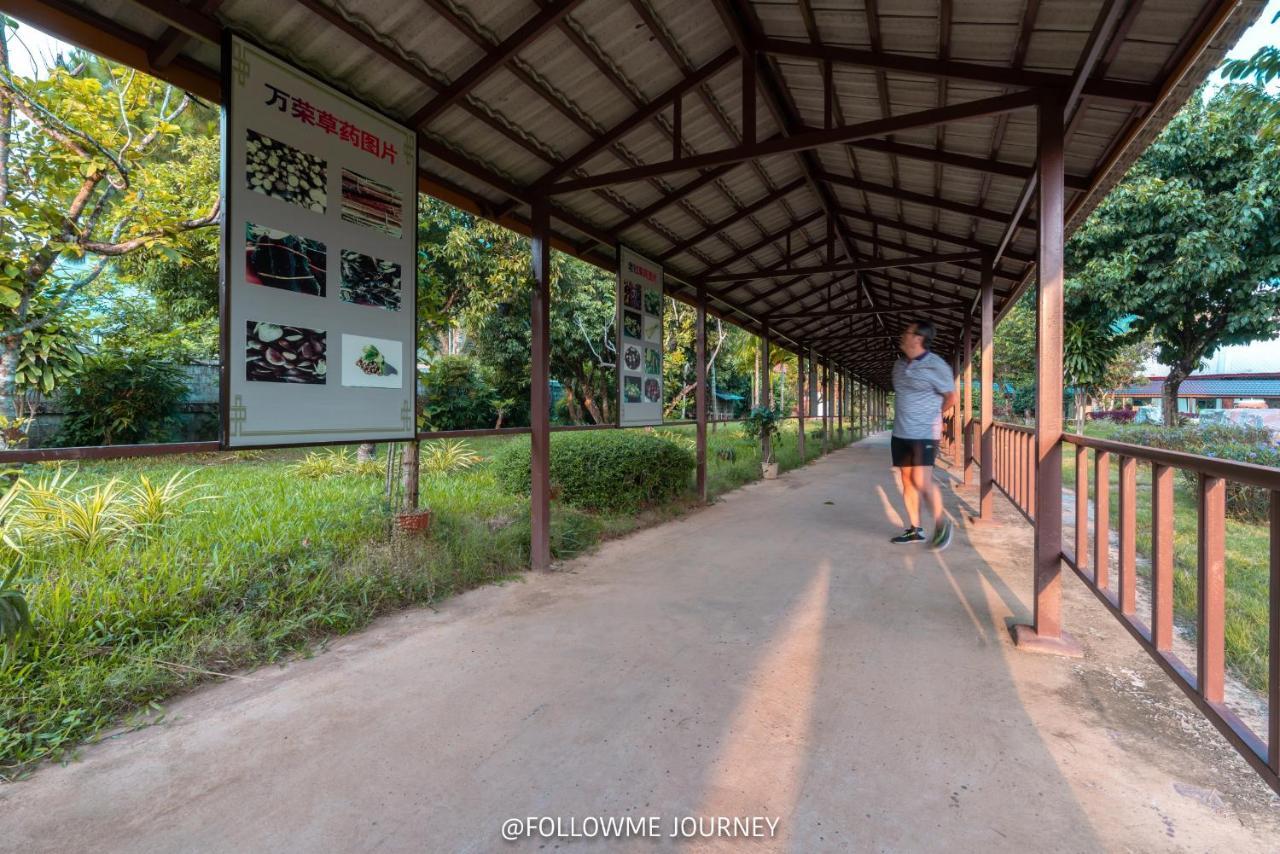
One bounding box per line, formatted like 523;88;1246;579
5;6;1280;374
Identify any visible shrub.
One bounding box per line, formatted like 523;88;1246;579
420;355;495;431
420;439;480;476
492;431;694;513
1089;409;1136;423
1113;424;1279;522
56;353;187;446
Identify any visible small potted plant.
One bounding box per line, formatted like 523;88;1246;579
743;405;783;479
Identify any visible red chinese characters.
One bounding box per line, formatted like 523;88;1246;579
263;81;398;165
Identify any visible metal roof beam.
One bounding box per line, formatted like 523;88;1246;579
844;138;1089;191
702;251;983;283
757;37;1157;104
407;0;588;128
659;178;807;261
547;90;1039;194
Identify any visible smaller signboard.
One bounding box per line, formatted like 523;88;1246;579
617;246;664;426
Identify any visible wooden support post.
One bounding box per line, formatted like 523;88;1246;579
1013;91;1079;656
962;316;973;485
822;359;831;453
761;325;772;463
978;258;995;519
837;371;844;440
797;352;806;460
695;286;707;503
808;349;818;433
530;204;553;572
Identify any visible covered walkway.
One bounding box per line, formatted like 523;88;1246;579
4;434;1277;852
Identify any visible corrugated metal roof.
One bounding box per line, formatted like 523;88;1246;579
1118;377;1280;397
15;0;1265;385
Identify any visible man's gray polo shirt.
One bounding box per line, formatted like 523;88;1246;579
891;350;953;440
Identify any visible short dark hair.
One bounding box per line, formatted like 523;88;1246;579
907;319;936;349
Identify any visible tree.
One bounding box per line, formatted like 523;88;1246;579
1062;282;1134;432
1068;86;1280;423
0;21;219;415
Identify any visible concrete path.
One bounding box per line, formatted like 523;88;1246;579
4;434;1278;852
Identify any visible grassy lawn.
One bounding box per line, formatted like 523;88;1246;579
1059;422;1272;696
0;418;860;776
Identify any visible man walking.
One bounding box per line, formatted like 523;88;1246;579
888;320;956;549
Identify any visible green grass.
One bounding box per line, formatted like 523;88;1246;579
1060;422;1272;695
0;420;864;776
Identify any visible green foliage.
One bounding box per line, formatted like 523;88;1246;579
492;431;694;513
1068;86;1280;418
741;405;783;462
1113;423;1278;522
0;28;220;411
420;354;496;430
289;448;380;479
419;439;480;476
56;352;187;446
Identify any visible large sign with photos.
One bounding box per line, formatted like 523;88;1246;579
617;247;664;427
221;35;416;448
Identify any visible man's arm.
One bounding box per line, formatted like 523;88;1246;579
941;390;959;411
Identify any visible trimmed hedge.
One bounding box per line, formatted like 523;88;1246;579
1113;424;1279;523
492;430;695;513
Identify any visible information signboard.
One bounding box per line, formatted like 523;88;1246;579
617;247;664;426
221;35;416;448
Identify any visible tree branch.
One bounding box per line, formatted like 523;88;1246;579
78;197;220;255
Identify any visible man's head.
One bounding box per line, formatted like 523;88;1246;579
899;319;935;357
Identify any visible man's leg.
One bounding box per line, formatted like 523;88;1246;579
899;465;920;529
913;464;944;529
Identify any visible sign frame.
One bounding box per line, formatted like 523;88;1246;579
616;245;665;427
219;33;418;449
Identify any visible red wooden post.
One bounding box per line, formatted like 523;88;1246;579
1013;90;1079;655
837;371;844;440
530;204;552;571
1074;444;1088;569
1198;474;1226;703
797;352;806;460
1094;451;1111;591
962;315;973;485
1119;455;1137;615
695;286;707;502
1151;464;1175;650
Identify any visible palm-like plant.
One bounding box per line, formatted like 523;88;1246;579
420;439;480;476
0;482;30;647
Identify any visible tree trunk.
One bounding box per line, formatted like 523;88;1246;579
1162;368;1188;426
1074;389;1087;434
400;440;419;511
0;336;19;419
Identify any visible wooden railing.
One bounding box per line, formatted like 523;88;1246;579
987;421;1280;792
991;421;1036;521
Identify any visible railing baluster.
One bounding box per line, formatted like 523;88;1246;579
1197;474;1226;703
1028;432;1036;520
1152;463;1174;650
1269;490;1278;775
1075;444;1088;570
1094;451;1110;590
1120;455;1137;615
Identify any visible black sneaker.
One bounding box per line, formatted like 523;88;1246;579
890;526;926;544
930;519;953;551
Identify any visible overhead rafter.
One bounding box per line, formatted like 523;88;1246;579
407;0;588;128
756;37;1157;103
701;250;983;283
547;89;1039;194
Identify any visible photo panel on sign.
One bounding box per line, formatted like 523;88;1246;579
245;222;327;297
340;333;403;389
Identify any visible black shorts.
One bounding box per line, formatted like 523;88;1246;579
891;436;936;468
